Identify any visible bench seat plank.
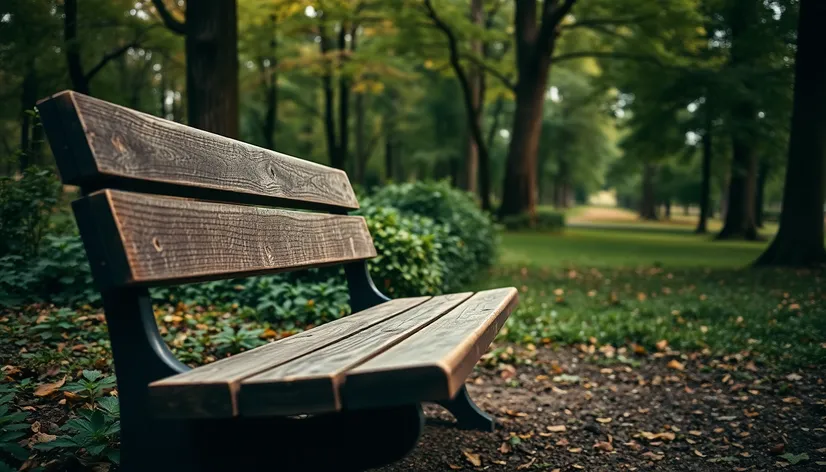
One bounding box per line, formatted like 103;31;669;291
239;293;473;417
38;91;359;211
149;297;429;418
342;287;518;409
74;189;377;288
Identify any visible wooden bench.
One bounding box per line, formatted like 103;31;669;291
38;91;518;472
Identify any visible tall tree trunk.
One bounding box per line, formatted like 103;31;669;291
696;101;713;234
755;161;768;228
262;14;278;150
336;25;351;171
717;0;759;240
756;0;826;266
185;0;239;137
354;92;367;184
498;0;576;220
717;133;759;239
63;0;89;95
463;0;484;194
640;163;658;220
499;59;551;219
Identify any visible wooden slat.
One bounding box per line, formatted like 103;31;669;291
342;288;518;409
37;91;359;210
238;293;473;417
149;297;429;418
73;189;376;289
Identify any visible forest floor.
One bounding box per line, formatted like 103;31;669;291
1;223;824;471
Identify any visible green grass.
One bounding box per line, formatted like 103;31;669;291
480;226;826;367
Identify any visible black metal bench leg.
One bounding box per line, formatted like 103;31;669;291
437;385;495;432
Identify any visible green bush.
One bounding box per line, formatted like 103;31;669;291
502;208;566;232
0;167;63;257
368;181;497;290
359;205;449;297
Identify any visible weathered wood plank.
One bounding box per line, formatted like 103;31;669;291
342;288;518;409
149;297;429;418
38;91;359;210
238;293;473;417
74;189;376;288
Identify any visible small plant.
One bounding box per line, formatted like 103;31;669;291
36;397;120;464
211;326;266;355
30;307;76;340
63;370;117;403
0;390;29;466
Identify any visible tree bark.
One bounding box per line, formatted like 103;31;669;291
354;92;367;184
63;0;89;95
696;106;712;234
463;0;484;194
498;0;576;220
184;0;239;138
640;163;658;220
756;0;826;266
19;59;37;171
717;132;759;239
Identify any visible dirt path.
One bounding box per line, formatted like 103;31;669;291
376;344;826;471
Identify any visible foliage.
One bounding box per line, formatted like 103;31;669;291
63;370;117;403
211;326;267;355
501;208;566;232
0;388;29;467
0;167;63;258
368;181;498;290
36;397;121;464
360;205;448;297
0;234;98;308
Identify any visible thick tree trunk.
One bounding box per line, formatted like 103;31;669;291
717;133;759;240
354;93;366;184
640;163;658;220
696;103;713;233
499;58;551;219
665;200;672;219
185;0;239;137
756;0;826;266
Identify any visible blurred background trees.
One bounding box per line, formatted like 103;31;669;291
0;0;821;265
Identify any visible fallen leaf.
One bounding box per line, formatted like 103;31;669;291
782;397;802;405
694;450;705;457
448;465;462;470
499;442;511;454
667;359;685;371
516;457;536;470
779;453;809;465
640;431;676;441
769;443;786;455
594;441;614;452
786;373;802;381
642;451;664;461
655;340;668;351
568;447;583;453
596;417;612;424
33;376;65;397
463;450;481;467
547;425;567;433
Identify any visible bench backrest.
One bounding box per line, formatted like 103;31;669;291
38;91;376;291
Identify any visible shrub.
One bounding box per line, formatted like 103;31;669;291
502;208;566;232
0;166;63;257
368;181;497;290
359;205;449;297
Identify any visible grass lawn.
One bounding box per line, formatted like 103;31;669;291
480;225;826;368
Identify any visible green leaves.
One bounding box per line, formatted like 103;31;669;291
0;388;29;462
36;398;121;464
63;370;117;403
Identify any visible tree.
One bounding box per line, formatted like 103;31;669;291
151;0;239;138
498;0;576;220
756;0;826;267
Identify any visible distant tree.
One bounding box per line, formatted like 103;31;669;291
756;0;826;267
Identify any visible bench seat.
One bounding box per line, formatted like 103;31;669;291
150;287;517;418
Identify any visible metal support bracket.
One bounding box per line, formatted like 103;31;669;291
437;385;495;432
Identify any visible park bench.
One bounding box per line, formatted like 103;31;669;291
38;91;518;472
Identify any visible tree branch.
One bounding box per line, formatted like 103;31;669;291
561;14;655;30
85;41;141;81
539;0;577;43
461;53;515;90
151;0;186;35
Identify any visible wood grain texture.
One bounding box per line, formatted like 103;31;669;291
149;297;429;418
342;287;518;409
37;91;359;210
84;189;376;288
238;293;473;417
